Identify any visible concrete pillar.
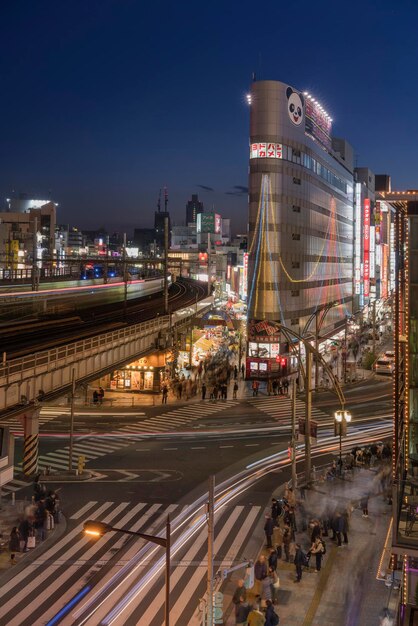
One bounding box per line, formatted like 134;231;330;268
22;407;40;477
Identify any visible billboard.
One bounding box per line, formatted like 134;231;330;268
242;252;248;299
250;142;283;159
354;183;362;295
248;319;281;342
305;97;332;151
363;199;371;298
197;212;221;234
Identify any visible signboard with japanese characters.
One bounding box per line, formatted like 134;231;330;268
250;142;282;159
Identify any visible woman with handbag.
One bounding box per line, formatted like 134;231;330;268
310;537;325;572
270;566;280;603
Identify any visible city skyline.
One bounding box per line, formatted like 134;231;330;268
0;0;417;232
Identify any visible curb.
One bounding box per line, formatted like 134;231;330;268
41;471;93;482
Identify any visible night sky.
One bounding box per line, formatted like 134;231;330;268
0;0;416;235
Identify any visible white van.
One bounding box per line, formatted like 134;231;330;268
374;358;394;375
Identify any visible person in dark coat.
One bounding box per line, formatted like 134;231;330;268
341;511;349;544
264;599;279;626
334;512;343;546
294;544;305;582
18;518;31;552
9;527;21;563
201;383;207;400
235;598;250;626
271;498;281;522
232;579;247;617
310;519;321;544
264;515;274;548
253;555;267;596
268;548;278;572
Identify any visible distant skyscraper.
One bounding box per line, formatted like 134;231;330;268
186;194;203;225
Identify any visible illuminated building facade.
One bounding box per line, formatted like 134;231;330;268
386;191;418;624
247;80;354;377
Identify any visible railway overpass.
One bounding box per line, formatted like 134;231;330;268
0;278;213;476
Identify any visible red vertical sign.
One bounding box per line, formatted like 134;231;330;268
363;199;370;297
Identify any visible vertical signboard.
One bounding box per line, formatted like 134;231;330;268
363;199;371;298
390;221;395;292
370;225;375;279
354;183;362;295
381;244;388;298
242;252;248;300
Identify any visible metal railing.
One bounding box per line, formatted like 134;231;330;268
0;300;213;384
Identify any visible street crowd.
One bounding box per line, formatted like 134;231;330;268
0;476;62;564
231;442;393;626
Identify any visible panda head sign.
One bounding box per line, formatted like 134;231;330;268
286;87;304;126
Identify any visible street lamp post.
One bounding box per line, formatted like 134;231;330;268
83;516;171;626
334;409;352;474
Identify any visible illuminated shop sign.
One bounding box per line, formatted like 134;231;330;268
363;199;371;298
370;226;375;279
248;318;281;342
390;222;395;292
242;252;248;299
381;244;388;298
354;183;362;295
304;97;332;151
250;143;283;159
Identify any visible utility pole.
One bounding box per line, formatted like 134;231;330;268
305;351;312;484
123;233;128;320
68;369;76;473
291;378;297;489
164;216;169;315
207;475;215;626
165;515;171;626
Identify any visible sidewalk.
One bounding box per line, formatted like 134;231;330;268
223;467;398;626
0;498;64;574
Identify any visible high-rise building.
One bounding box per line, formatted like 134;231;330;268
186;194;203;225
247;80;354;378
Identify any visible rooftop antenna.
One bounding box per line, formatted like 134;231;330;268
164;186;168;212
157;188;161;212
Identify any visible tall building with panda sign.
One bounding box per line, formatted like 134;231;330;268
247;80;354;379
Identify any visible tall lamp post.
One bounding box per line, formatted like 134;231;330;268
83;517;171;626
334;409;352;474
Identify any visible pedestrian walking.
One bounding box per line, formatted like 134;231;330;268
268;548;278;572
18;518;31;552
283;378;289;394
272;379;278;395
361;494;369;517
264;514;274;548
92;390;99;404
201;383;207;400
252;380;259;397
234;365;238;379
341;510;349;544
294;544;306;582
241;363;245;379
267;379;273;396
233;381;238;399
98;386;105;404
161;384;168;404
9;527;21;564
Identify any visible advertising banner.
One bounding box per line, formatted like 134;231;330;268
363;199;371;297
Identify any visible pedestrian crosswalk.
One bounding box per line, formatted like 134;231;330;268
116;399;240;435
1;401;240;497
0;500;264;626
0;406;61;436
247;395;331;423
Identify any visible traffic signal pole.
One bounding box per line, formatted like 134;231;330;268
207;475;215;626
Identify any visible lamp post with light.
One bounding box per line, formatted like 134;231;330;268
83;517;171;626
334;409;352;474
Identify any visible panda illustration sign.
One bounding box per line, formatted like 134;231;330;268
286;87;304;126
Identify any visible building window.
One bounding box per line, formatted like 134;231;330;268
291;261;300;269
293;177;301;185
291;318;300;325
291;290;300;297
292;205;301;213
291;233;300;241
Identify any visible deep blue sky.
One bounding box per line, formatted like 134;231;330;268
0;0;416;234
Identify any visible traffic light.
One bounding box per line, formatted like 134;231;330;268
280;357;288;376
77;455;86;475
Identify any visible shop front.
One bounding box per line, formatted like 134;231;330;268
105;352;170;393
